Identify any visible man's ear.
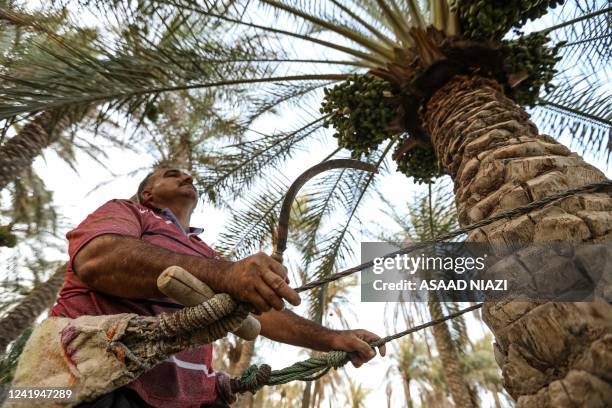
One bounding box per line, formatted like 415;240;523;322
141;189;153;204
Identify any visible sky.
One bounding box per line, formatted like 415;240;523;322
2;1;611;407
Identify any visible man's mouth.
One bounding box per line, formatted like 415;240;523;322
181;183;197;191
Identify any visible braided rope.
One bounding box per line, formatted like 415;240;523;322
159;294;234;337
121;294;251;374
157;293;250;341
231;303;482;394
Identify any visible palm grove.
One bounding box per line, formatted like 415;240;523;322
0;0;610;407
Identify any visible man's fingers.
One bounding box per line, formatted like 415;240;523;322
379;342;386;357
348;354;365;368
354;330;385;357
255;281;285;311
378;343;386;357
248;291;272;314
262;271;301;306
266;257;290;284
349;336;375;360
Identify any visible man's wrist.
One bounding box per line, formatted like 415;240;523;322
191;257;234;294
323;329;344;351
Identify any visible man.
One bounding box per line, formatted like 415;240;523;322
51;167;385;407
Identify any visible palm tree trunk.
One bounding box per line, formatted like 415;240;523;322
301;297;327;408
489;385;502;408
401;374;413;408
228;339;256;377
428;302;474;408
421;75;612;407
310;380;322;408
300;381;312;408
0;263;66;352
0;110;70;192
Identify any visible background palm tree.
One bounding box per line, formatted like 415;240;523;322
460;334;511;408
378;181;476;406
344;378;371;408
1;1;610;405
0;0;246;350
389;336;428;407
0;4;107;192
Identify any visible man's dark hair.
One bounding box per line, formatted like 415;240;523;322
136;171;156;204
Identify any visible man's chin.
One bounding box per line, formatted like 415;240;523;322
180;185;198;194
184;189;199;201
170;188;198;202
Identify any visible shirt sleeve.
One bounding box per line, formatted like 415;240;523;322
66;199;144;269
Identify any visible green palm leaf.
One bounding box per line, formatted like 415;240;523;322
198;116;327;204
215;175;288;258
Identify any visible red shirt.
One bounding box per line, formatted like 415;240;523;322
51;199;219;407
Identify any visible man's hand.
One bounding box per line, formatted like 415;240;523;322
330;329;386;368
220;252;301;313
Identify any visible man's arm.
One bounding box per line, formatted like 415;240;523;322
74;234;300;312
255;309;386;367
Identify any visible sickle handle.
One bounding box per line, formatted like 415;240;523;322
158;266;261;340
271;251;284;264
273;159;378;264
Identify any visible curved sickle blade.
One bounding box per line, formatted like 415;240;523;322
272;159;378;263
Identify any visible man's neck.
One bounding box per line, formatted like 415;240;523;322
167;205;192;231
147;200;194;231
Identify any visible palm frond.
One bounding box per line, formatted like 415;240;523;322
295;166;361;269
400;180;458;241
260;0;396;61
2;2;360;124
441;301;470;353
1;169;57;237
306;167;378;321
304;142;393;320
533;74;611;160
158;0;383;66
197;116;326;204
0;325;32;383
241;80;342;127
214;175;288;259
541;2;612;76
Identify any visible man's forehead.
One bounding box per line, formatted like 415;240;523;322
151;167;192;180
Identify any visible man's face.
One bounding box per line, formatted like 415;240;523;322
142;168;198;205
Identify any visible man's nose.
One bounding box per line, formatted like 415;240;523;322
181;173;193;184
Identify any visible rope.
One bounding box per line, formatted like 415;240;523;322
296;180;612;292
157;293;250;342
230;303;482;394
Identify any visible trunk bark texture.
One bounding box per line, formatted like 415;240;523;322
300;379;312;408
490;385;502;408
0;110;70;192
428;302;475;407
0;263;66;352
422;75;612;407
401;374;412;408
